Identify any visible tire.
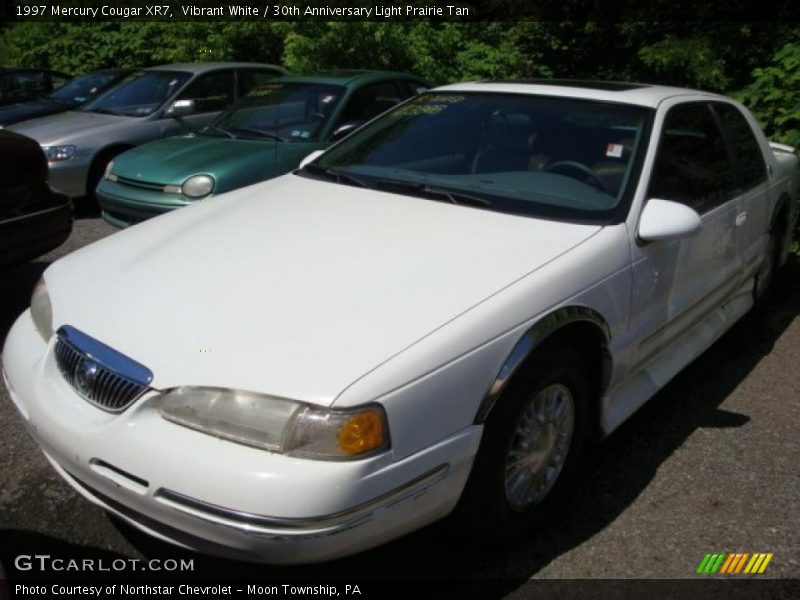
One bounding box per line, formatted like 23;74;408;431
451;341;589;542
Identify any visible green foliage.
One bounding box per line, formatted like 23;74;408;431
639;36;729;90
281;23;536;84
737;38;800;148
0;22;288;73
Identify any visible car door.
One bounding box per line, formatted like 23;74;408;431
160;69;236;136
628;100;746;376
710;102;771;279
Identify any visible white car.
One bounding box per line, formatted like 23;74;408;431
3;81;798;564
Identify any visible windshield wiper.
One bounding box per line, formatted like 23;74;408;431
228;127;287;142
374;179;491;208
203;125;235;139
300;164;369;188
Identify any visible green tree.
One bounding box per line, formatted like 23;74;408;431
737;37;800;147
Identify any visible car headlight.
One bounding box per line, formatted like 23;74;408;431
181;174;214;198
30;278;53;341
104;160;118;182
158;387;389;460
42;145;76;162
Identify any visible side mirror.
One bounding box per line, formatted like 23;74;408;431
638;198;702;242
165;99;196;118
299;150;325;169
331;120;364;141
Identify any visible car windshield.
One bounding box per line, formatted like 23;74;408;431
50;72;119;105
82;70;191;117
309;92;652;222
210;82;346;142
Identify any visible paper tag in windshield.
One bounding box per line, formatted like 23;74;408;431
606;143;624;158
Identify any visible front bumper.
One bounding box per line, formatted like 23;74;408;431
0;188;72;270
2;312;480;563
96;179;192;228
48;154;93;198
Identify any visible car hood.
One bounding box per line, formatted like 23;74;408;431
7;110;131;144
0;99;72;126
45;174;601;406
112;135;303;189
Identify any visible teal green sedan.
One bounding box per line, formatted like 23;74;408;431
96;71;429;227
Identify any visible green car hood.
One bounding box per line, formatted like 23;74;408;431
112;134;321;193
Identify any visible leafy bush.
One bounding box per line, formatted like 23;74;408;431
737;39;800;148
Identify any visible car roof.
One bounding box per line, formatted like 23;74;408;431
432;79;728;108
145;62;288;75
273;70;427;87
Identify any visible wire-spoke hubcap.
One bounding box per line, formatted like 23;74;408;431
504;383;575;510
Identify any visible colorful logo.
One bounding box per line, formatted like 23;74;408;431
696;552;774;574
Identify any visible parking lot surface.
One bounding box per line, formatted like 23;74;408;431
1;216;798;583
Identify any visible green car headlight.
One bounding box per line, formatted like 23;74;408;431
104;160;118;182
158;387;390;460
181;174;214;199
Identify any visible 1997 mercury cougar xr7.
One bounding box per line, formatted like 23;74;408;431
3;81;798;564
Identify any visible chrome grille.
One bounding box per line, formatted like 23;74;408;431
54;326;153;413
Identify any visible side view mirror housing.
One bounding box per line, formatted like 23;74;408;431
638;198;702;242
165;99;196;119
299;150;325;170
331;121;364;141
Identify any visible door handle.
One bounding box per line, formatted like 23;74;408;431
735;212;747;227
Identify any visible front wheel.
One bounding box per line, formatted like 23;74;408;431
451;343;589;542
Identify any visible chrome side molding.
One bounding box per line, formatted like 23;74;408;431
474;306;610;423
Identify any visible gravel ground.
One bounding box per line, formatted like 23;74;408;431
1;216;798;587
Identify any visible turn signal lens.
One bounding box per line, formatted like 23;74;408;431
338;410;386;455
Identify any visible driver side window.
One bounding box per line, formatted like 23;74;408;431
649;103;736;214
177;70;235;113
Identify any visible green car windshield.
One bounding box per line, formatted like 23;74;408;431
310;92;653;223
211;82;346;142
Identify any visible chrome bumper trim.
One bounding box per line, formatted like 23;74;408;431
0;202;71;226
155;463;450;533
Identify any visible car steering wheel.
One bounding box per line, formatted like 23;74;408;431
544;160;610;193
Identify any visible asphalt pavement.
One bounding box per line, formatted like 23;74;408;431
1;216;798;587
